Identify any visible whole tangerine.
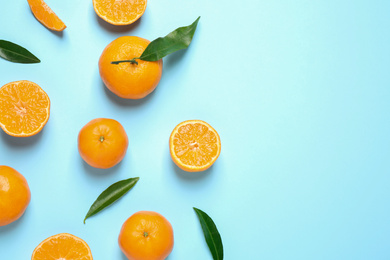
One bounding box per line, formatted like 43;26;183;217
119;211;174;260
78;118;129;169
0;166;31;226
99;36;163;99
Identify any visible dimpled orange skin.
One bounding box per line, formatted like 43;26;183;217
78;118;129;169
99;36;163;99
119;211;174;260
0;166;31;226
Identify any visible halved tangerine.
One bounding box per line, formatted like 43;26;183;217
169;120;221;172
0;80;50;137
93;0;147;26
31;233;93;260
27;0;67;31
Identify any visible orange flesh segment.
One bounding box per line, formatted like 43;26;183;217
171;121;221;170
28;0;66;31
93;0;147;25
0;81;50;137
32;233;93;260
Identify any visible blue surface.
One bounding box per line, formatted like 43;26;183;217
1;0;390;259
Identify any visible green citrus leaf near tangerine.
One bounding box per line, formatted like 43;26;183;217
0;40;40;64
111;16;200;65
84;177;139;224
194;207;224;260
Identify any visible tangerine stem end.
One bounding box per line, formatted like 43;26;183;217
111;58;139;65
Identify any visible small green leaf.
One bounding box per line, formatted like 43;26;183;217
194;207;224;260
139;16;200;61
84;177;139;224
111;16;200;65
0;40;40;63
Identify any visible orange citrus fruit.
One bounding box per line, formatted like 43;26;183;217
27;0;66;31
0;166;31;226
119;211;174;260
169;120;221;172
99;36;163;99
0;80;50;137
31;233;93;260
93;0;147;26
78;118;129;169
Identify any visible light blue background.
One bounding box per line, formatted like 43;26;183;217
1;0;390;259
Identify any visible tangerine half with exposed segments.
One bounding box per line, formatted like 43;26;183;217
99;36;163;99
78;118;129;169
93;0;147;26
169;120;221;172
119;211;174;260
31;233;93;260
0;80;50;137
0;166;31;227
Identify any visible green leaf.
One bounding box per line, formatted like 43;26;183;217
140;16;200;61
111;16;200;65
0;40;40;63
194;207;224;260
84;177;139;224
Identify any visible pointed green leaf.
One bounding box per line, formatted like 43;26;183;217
194;207;224;260
111;17;200;65
84;177;139;224
140;16;200;61
0;40;40;63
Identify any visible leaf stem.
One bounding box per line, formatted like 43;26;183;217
111;58;140;65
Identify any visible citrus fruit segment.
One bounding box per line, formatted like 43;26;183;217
93;0;147;26
99;36;163;99
31;233;93;260
0;166;31;227
169;120;221;172
0;80;50;137
119;211;174;260
78;118;129;169
27;0;66;31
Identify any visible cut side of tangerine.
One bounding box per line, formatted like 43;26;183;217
169;120;221;172
31;233;93;260
0;80;50;137
27;0;67;31
93;0;147;26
